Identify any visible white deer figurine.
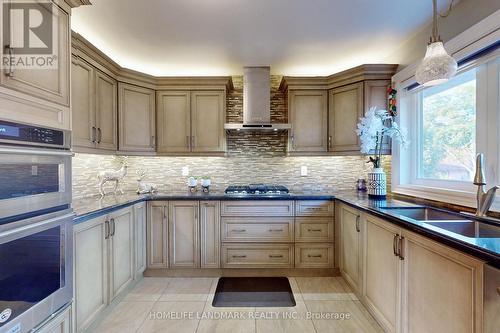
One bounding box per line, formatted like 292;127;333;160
97;159;128;197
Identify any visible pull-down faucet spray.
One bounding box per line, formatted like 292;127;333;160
473;154;499;217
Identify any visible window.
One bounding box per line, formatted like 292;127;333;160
418;69;476;181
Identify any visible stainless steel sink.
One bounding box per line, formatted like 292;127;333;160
380;207;465;221
424;221;500;238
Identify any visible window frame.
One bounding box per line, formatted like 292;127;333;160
391;12;500;211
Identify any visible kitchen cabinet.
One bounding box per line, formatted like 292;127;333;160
221;200;294;217
0;0;71;130
73;215;108;331
118;83;156;152
134;202;147;276
200;201;221;268
156;90;225;154
108;208;134;301
400;229;484;333
147;201;168;269
221;217;294;243
364;80;392;153
328;82;363;152
362;214;402;333
168;201;200;268
71;57;117;151
73;206;135;332
37;304;72;333
295;243;334;268
0;1;70;106
338;203;363;294
221;243;294;268
288;90;328;153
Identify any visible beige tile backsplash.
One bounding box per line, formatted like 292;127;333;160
72;154;391;199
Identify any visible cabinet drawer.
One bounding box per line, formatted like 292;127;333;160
221;217;294;242
221;201;294;217
295;217;334;242
295;200;334;216
221;243;294;268
295;243;334;268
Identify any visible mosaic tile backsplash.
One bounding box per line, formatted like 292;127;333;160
72;154;391;199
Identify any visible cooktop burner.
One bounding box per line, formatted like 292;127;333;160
225;184;290;195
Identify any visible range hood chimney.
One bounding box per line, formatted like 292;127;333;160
224;66;291;131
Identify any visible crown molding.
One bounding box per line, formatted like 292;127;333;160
65;0;92;8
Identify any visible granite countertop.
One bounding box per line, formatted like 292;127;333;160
71;190;500;268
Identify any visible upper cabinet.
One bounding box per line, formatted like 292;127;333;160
0;0;75;130
157;90;225;154
118;83;156;152
281;64;398;155
288;90;328;153
71;56;117;151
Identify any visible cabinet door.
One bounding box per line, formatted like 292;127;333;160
364;80;391;153
363;214;401;333
289;90;328;152
109;207;134;301
74;216;108;332
200;201;220;268
156;91;191;153
134;202;147;276
191;91;225;152
338;204;362;293
95;70;117;151
71;57;95;149
118;83;155;152
147;202;168;268
328;82;363;152
0;1;70;106
401;230;483;333
169;201;200;268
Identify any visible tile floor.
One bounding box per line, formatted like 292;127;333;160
91;276;383;333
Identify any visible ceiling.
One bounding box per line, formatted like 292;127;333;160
71;0;450;76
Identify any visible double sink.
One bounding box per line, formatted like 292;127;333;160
379;207;500;239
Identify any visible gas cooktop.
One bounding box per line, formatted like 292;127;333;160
225;184;290;196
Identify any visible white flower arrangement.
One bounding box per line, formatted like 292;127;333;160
356;107;408;168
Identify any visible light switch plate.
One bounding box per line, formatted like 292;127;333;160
300;166;308;176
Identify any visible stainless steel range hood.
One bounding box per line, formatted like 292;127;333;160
224;66;291;131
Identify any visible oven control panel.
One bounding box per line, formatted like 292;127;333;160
0;120;68;148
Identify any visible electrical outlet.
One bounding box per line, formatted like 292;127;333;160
300;166;308;176
182;166;189;176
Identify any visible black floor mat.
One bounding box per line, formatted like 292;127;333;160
212;277;296;307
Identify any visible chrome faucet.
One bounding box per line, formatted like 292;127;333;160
473;154;499;217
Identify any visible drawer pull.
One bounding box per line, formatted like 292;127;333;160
307;228;322;232
232;229;247;232
307;254;323;258
269;254;284;258
306;207;322;211
232;255;247;258
268;229;283;232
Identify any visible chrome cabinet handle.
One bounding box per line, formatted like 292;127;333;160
269;254;283;258
268;229;283;232
328;135;332;149
306;207;322;211
291;134;295;149
308;228;322;232
308;254;322;258
232;255;246;258
97;128;102;143
104;220;110;239
5;45;14;77
398;236;405;260
232;229;246;232
393;234;399;256
151;135;155;147
91;126;96;143
110;218;116;237
355;215;361;233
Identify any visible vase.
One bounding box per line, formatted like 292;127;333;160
368;167;387;198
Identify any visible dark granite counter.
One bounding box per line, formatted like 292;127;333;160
72;190;500;268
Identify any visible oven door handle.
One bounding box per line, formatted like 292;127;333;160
0;212;74;242
0;146;74;156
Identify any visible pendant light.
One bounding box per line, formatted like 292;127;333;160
415;0;457;87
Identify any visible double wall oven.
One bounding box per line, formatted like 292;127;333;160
0;120;73;333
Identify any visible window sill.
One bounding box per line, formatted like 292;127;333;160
392;184;500;213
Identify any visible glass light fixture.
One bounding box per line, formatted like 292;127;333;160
415;0;457;87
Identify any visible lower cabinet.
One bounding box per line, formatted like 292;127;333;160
338;203;363;294
134;202;147;276
169;201;200;268
73;206;136;332
295;243;334;268
221;243;294;268
362;214;402;333
37;304;72;333
200;201;221;268
147;201;169;268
